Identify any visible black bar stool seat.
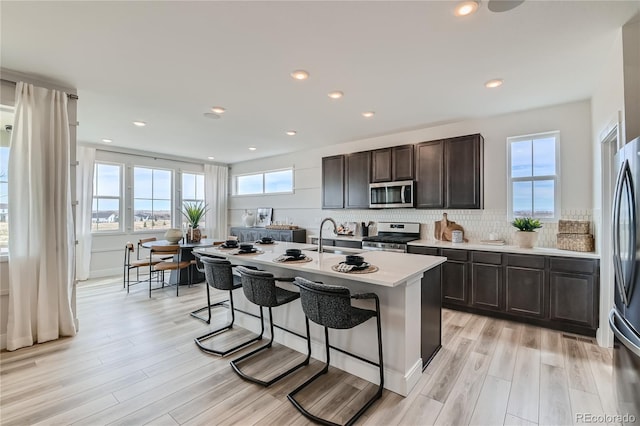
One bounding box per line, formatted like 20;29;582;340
193;256;262;356
288;277;384;426
230;266;311;387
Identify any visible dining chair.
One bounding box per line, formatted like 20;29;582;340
149;245;192;297
123;242;161;292
138;237;173;263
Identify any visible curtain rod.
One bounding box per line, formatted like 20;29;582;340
1;78;79;100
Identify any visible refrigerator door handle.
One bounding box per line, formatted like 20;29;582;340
612;160;636;306
612;161;627;305
609;308;640;357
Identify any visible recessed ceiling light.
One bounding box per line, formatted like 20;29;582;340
362;111;375;118
286;130;297;136
207;156;215;160
101;138;113;143
290;70;310;80
454;1;479;16
211;106;226;114
328;91;344;100
485;79;504;88
249;146;257;151
133;121;146;127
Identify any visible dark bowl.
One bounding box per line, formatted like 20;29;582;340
286;249;302;258
225;240;238;247
240;243;254;251
345;255;364;265
260;237;273;243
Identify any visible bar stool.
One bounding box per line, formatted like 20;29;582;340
193;256;264;356
230;266;311;387
288;277;384;426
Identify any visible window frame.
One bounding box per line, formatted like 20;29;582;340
91;161;124;234
507;131;561;222
181;171;206;228
132;165;174;233
233;167;294;196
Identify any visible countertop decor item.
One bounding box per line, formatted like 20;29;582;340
242;210;255;227
255;207;272;227
182;200;209;243
512;217;542;248
434;213;467;242
556;219;594;252
164;228;183;243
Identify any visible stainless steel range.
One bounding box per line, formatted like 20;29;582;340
361;222;420;253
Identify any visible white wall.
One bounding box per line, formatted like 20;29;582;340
229;99;594;245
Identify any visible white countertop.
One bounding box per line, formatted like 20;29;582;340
194;241;445;287
407;239;600;259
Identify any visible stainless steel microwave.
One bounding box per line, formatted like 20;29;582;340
369;180;415;208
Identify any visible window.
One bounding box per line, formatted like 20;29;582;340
92;163;122;232
182;172;205;228
0;145;8;250
133;167;172;231
508;131;560;220
235;168;293;195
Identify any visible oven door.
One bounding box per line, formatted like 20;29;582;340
361;242;407;253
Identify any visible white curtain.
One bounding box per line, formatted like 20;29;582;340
76;146;95;281
7;82;77;351
204;164;228;239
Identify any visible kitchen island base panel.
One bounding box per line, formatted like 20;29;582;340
229;275;425;397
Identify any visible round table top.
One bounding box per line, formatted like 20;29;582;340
141;238;223;249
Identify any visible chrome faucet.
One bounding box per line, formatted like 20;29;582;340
318;217;338;253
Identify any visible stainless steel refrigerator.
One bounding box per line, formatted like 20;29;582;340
610;136;640;424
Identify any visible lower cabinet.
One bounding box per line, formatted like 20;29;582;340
413;246;599;336
230;227;306;243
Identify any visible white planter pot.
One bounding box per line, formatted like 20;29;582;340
242;211;255;227
515;231;538;248
164;228;183;243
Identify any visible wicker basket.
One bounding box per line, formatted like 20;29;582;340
557;234;594;252
558;220;590;234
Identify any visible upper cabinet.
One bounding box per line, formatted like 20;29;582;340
415;134;484;209
371;145;414;182
345;151;371;209
322;155;344;209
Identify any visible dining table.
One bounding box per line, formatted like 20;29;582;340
141;238;223;285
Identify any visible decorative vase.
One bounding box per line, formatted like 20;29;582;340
187;226;202;243
164;228;183;243
242;210;255;227
515;231;538;248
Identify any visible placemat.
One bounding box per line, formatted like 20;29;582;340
231;249;264;256
273;255;313;264
331;264;379;274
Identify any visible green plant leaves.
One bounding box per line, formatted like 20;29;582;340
182;200;209;228
511;217;542;232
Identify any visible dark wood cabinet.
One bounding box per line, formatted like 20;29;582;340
411;246;599;336
415;134;483;209
371;145;414;182
345;151;371;209
444;134;483;209
441;249;469;306
230;227;306;243
549;258;598;329
471;251;503;312
415;140;444;208
322;155;344;209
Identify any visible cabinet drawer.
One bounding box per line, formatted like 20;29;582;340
472;251;502;265
408;246;439;256
334;240;362;249
549;258;597;274
506;254;545;269
441;249;468;261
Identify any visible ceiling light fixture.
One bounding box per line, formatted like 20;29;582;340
203;112;220;119
211;106;226;114
249;146;257;151
101;138;113;143
286;130;297;136
362;111;375;118
328;91;344;100
485;78;504;88
454;1;479;16
133;121;146;127
290;70;310;80
207;156;215;160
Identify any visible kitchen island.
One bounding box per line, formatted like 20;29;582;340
194;242;445;396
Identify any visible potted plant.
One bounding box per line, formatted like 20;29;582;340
182;201;209;243
512;217;542;248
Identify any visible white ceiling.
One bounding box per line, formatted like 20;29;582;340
1;1;638;164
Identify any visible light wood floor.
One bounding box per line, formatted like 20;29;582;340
0;276;616;426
